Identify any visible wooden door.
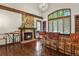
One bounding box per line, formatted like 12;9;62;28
43;21;46;32
75;15;79;33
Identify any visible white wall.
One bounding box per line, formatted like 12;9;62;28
0;9;21;34
0;9;21;45
43;3;79;33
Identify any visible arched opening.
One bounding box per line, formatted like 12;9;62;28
48;9;71;34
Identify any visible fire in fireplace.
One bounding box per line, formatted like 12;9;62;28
24;32;32;40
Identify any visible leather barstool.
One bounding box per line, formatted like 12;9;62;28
46;32;59;55
5;30;21;55
70;33;79;56
39;32;46;45
63;35;72;55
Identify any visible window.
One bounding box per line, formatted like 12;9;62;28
48;9;71;34
58;19;63;33
36;20;41;31
53;20;58;32
48;21;53;32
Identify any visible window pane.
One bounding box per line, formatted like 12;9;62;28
48;21;53;32
52;20;58;32
48;14;53;20
36;21;41;31
64;10;70;16
58;19;63;34
53;12;57;18
57;10;64;17
63;17;70;34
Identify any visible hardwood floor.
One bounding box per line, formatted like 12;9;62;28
0;39;66;56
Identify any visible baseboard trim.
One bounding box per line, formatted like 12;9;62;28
0;42;20;47
21;39;36;44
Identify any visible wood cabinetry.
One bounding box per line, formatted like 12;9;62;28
45;32;59;53
45;33;79;55
45;34;73;55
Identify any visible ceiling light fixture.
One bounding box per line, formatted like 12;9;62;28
38;3;48;12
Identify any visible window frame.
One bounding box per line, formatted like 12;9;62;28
48;8;71;34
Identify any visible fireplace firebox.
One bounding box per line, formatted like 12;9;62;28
24;32;32;40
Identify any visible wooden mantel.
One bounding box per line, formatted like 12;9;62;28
19;27;36;30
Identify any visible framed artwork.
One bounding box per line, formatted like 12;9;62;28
22;14;34;28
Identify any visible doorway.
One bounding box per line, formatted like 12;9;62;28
35;20;41;38
43;21;46;32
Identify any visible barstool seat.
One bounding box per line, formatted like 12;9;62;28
5;30;21;55
0;34;6;39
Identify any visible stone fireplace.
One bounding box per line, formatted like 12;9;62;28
19;14;36;43
19;28;35;43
